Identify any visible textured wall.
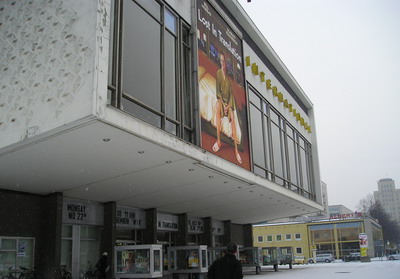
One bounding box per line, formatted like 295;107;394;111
0;0;109;148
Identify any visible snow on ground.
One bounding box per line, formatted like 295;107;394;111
243;258;400;279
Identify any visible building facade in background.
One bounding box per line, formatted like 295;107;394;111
328;205;353;218
253;216;383;260
0;0;322;278
374;178;400;226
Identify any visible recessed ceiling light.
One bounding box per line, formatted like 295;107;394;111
138;151;145;154
103;138;110;142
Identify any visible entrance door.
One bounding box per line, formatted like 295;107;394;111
61;225;100;278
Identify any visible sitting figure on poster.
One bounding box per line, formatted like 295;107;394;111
212;51;242;164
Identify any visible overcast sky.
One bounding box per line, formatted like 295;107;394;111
239;0;400;211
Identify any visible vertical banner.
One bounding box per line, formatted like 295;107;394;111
197;0;250;169
359;233;368;257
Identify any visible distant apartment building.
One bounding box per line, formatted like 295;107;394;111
374;178;400;225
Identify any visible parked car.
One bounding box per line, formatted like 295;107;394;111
294;256;307;265
387;253;400;260
308;253;335;263
344;252;361;262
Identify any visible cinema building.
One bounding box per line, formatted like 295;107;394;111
0;0;323;278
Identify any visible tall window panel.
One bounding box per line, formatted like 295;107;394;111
249;90;271;179
270;108;286;186
248;85;315;200
108;0;194;142
286;125;299;190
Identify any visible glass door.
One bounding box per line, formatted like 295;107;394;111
61;225;100;278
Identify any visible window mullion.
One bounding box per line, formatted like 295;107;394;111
160;5;166;130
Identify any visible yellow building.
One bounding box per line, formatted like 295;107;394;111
253;222;311;258
253;215;383;259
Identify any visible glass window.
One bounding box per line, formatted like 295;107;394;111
121;98;162;128
109;0;193;141
285;234;291;240
287;129;298;185
249;90;261;107
296;247;302;254
267;235;273;242
271;123;284;178
337;222;362;242
166;120;177;135
250;104;265;168
295;233;301;240
154;250;161;272
80;226;100;274
269;109;279;124
248;87;314;198
257;236;263;242
165;9;177;34
0;238;34;276
300;146;309;192
164;31;177;119
201;250;207;268
61;225;73;268
276;235;282;241
122;0;161;110
182;24;192;129
310;224;334;243
263;115;271;170
135;0;161;19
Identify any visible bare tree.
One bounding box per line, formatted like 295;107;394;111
357;194;400;243
357;194;375;213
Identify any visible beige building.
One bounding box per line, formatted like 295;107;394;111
374;178;400;226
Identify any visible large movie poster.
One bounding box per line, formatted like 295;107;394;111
197;0;250;169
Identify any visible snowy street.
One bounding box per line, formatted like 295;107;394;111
244;259;400;279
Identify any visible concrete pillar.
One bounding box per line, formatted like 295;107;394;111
144;208;157;244
223;220;232;245
39;192;63;279
102;202;116;279
243;224;253;247
176;213;189;246
201;217;213;246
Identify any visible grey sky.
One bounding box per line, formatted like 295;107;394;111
240;0;400;210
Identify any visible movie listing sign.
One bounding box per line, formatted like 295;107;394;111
157;213;179;232
188;217;204;234
62;198;104;225
116;206;146;229
212;220;224;236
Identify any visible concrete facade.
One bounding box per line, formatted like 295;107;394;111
0;1;323;278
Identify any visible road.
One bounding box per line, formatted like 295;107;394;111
243;258;400;279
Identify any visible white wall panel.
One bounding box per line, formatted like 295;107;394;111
0;0;104;148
